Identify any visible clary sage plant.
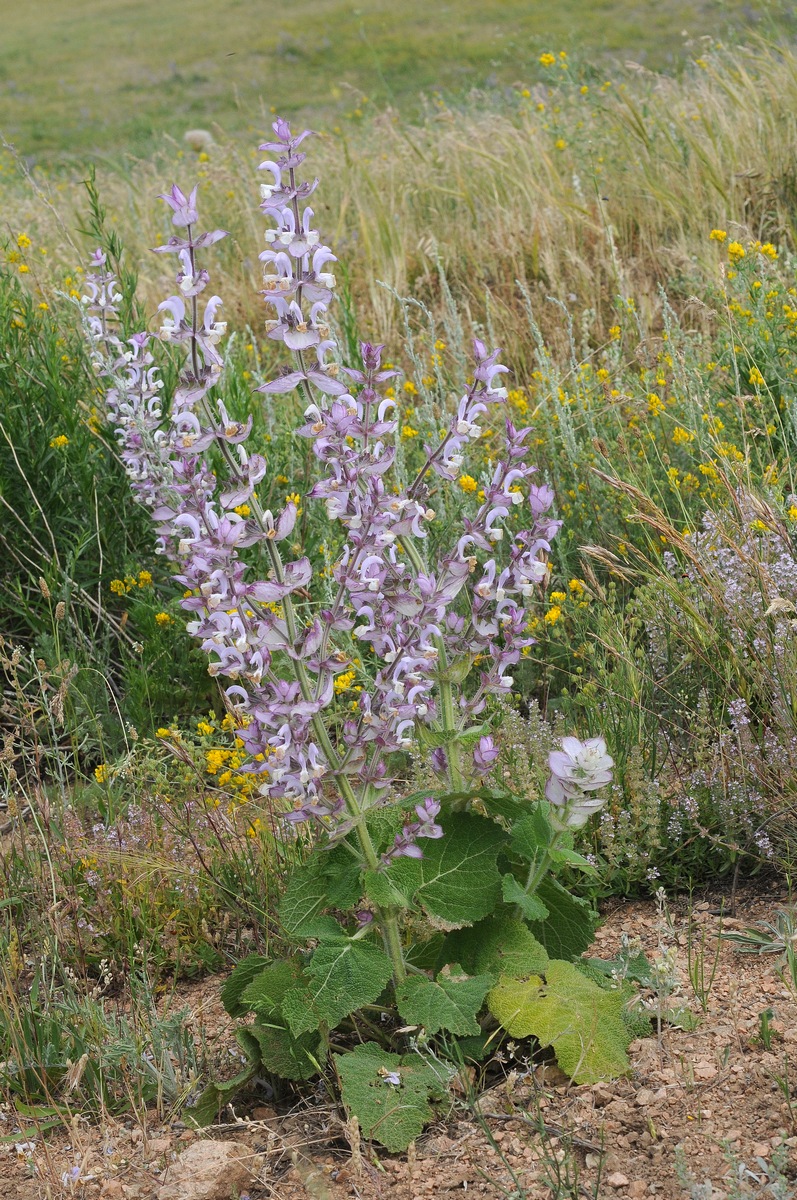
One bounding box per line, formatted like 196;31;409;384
81;121;628;1149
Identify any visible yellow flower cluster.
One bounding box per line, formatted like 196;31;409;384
109;569;153;595
49;434;69;449
334;669;356;694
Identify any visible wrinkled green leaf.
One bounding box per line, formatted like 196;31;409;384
441;913;550;979
510;804;556;860
383;813;506;928
501;875;550;921
220;954;271;1018
247;1021;324;1081
528;877;598;960
241;957;306;1020
283;938;393;1036
488;959;631;1083
279;849;362;940
395;964;494;1036
336;1043;453;1152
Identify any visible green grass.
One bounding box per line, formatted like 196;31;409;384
2;0;797;159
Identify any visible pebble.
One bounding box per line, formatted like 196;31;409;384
607;1172;630;1188
628;1183;647;1199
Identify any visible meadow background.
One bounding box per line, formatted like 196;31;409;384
2;0;797;1149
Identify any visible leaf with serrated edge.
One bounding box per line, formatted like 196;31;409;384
220;954;271;1018
528;877;598;960
302;938;393;1030
501;875;550;922
240;957;306;1020
487;959;630;1084
336;1043;453;1152
395;965;494;1036
383;813;506;928
441;914;549;978
247;1022;323;1081
510;804;556;860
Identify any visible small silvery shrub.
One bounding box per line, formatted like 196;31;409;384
80;120;628;1149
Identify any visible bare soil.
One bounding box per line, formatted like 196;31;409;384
2;884;795;1200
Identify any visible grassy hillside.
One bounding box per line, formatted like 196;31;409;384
2;0;797;159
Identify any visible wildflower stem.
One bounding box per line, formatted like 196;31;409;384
398;533;465;791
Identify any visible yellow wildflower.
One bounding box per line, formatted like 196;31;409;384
233;503;251;517
568;579;585;594
138;569;153;587
609;325;621;341
549;591;567;604
334;669;356;694
109;579;126;595
544;606;562;626
727;241;745;261
403;380;418;395
155;612;172;626
401;425;419;439
709;229;727;242
458;474;478;493
539;52;556;66
672;427;693;445
94;763;109;784
49;434;69;449
16;233;31;249
749;367;765;388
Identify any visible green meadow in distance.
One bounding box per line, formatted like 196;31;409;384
2;0;796;160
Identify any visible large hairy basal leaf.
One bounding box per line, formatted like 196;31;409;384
336;1043;453;1152
501;874;550;922
510;804;556;860
279;848;363;940
247;1021;323;1082
240;957;307;1020
487;959;631;1084
395;964;494;1036
382;813;506;928
440;914;549;979
282;937;393;1036
220;954;271;1018
528;877;598;960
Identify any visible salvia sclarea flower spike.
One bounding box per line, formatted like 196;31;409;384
89;117;563;861
545;736;614;828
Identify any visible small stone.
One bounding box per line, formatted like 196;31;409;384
607;1172;630;1188
628;1183;647;1199
753;1142;772;1158
635;1089;655;1107
157;1140;262;1200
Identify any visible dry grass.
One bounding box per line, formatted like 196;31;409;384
4;41;797;368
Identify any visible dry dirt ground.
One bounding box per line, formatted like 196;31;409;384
2;884;795;1200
